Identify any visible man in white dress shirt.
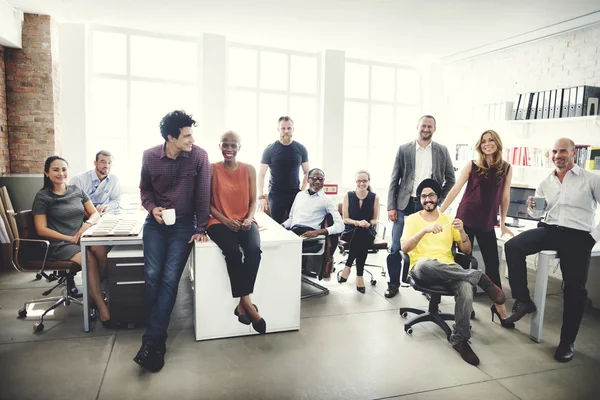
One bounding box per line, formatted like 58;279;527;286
70;150;121;214
504;137;600;363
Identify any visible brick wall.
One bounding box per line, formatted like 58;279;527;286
5;14;60;174
0;45;8;176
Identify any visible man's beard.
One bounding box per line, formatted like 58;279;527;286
96;168;107;177
422;200;438;212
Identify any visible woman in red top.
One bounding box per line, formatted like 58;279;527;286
440;130;515;328
206;131;265;334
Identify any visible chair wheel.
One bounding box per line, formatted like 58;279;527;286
35;274;42;280
18;308;27;318
401;311;409;318
405;327;413;335
381;271;386;277
471;310;476;319
33;322;44;332
370;280;376;286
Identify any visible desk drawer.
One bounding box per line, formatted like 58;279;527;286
108;257;145;282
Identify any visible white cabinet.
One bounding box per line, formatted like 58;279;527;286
191;213;302;341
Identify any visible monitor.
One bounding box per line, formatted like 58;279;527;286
506;186;540;228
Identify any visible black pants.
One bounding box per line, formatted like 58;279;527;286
207;223;262;298
341;228;376;277
268;191;299;224
504;223;595;344
464;226;501;288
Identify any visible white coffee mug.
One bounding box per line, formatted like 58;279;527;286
162;208;176;225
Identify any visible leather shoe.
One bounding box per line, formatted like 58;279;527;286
252;318;267;334
477;274;505;304
554;343;575;363
452;341;480;366
503;300;537;324
134;343;165;372
384;285;399;298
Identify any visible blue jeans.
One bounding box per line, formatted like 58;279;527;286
389;198;422;254
142;217;195;348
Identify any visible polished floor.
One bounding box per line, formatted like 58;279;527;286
1;251;599;400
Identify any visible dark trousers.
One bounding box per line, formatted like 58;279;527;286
505;223;595;344
142;217;195;348
268;191;299;224
389;197;422;254
341;228;376;276
386;251;408;288
207;222;262;298
464;226;501;288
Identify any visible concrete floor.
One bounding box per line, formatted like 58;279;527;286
1;252;599;400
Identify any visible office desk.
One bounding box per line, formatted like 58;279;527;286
190;213;302;341
496;226;600;343
80;212;145;332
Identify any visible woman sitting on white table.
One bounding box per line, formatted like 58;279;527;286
206;131;266;334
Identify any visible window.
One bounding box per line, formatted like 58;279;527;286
343;60;421;190
226;44;321;172
88;27;200;191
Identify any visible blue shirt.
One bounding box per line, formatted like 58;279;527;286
70;170;121;210
283;189;344;235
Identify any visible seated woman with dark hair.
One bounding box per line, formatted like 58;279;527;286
206;131;266;334
338;170;380;293
32;156;111;326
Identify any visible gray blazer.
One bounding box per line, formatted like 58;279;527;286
387;141;456;211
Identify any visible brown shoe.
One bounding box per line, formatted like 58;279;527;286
452;341;480;366
477;274;505;305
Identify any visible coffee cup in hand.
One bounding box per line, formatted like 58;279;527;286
162;208;176;225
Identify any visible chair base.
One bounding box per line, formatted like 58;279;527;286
301;276;329;299
18;288;83;332
400;307;455;340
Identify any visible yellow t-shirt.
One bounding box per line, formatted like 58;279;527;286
401;212;462;269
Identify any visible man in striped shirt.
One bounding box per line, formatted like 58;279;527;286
134;110;211;373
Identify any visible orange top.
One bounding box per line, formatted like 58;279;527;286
207;162;250;228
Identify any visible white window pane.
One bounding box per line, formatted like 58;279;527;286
258;93;287;151
92;31;126;75
343;101;368;148
290;96;319;168
342;147;368;188
345;62;369;99
371;66;395;102
227;90;258;164
370;104;394;145
228;47;257;87
396;69;421;104
395;107;420;146
290;55;317;94
260;52;288;91
368;146;396;190
130;81;198;153
89;78;127;139
130;36;198;81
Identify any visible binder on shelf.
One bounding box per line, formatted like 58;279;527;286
580;85;600;116
548;89;556;119
561;88;570;118
511;95;521;120
542;90;551;119
575;86;585;117
568;87;577;117
536;91;544;119
529;92;539;120
517;93;530;120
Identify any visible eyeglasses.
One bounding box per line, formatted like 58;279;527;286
420;193;437;200
309;176;324;182
356;179;369;184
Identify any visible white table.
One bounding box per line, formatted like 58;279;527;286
80;212;145;332
190;213;302;341
496;225;600;343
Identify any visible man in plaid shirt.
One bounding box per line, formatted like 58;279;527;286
134;110;210;372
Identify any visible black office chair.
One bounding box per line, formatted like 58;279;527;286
399;250;477;340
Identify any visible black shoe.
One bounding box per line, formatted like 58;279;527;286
338;276;348;283
357;286;365;294
134;344;157;372
252;318;267;334
452;341;480;366
503;300;537;324
151;348;165;372
554;343;575;363
384;285;399;298
234;306;251;325
490;304;515;329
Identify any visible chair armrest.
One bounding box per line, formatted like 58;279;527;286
454;251;478;270
302;235;326;242
398;251;411;285
375;221;386;240
301;235;326;256
11;238;51;273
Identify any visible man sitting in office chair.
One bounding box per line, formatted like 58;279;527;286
401;179;505;366
282;168;344;278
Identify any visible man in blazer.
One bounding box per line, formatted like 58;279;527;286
385;115;455;298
